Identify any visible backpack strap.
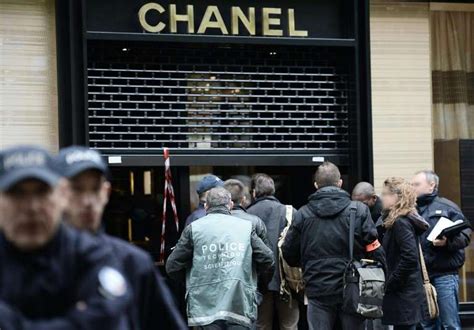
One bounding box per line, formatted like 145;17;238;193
348;202;358;261
280;205;302;306
285;205;293;226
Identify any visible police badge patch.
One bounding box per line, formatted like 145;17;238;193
98;267;127;299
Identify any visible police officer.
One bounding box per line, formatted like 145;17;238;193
0;145;131;329
167;187;274;329
185;174;224;226
54;146;187;330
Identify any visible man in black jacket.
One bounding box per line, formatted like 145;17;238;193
247;173;299;330
282;162;386;330
55;146;186;330
412;170;472;330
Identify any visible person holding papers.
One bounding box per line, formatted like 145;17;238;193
412;170;472;330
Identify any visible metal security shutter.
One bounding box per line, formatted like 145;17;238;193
87;41;354;155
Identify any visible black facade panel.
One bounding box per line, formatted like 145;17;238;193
86;0;354;39
460;140;474;226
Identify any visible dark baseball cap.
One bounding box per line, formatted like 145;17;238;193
55;146;108;179
196;175;224;194
0;145;61;192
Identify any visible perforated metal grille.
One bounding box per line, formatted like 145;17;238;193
87;41;354;152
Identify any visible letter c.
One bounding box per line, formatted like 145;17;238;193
139;3;166;33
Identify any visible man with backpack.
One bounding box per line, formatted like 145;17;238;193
282;162;386;330
247;173;299;330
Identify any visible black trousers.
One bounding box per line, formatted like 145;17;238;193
307;299;365;330
392;326;416;330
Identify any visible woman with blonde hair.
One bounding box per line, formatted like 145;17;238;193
379;177;429;330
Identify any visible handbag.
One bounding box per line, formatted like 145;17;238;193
342;202;385;319
418;243;439;319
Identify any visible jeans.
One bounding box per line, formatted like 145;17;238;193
307;299;365;330
421;274;461;330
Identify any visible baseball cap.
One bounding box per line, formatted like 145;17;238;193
0;145;61;192
55;146;108;178
196;174;224;195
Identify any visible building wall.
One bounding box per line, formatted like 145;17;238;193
0;0;58;152
370;1;434;193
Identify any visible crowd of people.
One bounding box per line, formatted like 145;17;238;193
170;163;472;330
0;144;472;330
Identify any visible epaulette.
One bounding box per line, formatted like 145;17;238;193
434;196;462;212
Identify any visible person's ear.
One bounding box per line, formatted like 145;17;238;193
252;190;256;199
229;200;234;210
102;181;112;202
62;179;72;201
204;202;209;210
337;179;343;188
241;196;247;205
314;182;318;190
56;179;70;210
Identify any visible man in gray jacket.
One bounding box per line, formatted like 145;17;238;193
166;187;274;329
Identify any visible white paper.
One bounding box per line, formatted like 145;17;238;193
427;217;463;242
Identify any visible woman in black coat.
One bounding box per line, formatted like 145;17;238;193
379;177;429;330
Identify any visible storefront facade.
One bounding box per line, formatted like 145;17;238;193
57;0;372;175
55;0;373;260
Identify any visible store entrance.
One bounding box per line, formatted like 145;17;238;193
102;164;349;262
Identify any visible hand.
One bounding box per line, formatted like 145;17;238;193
433;236;447;247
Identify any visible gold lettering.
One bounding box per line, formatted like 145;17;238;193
231;7;255;35
288;9;308;37
262;8;283;36
138;3;309;38
169;4;195;33
197;6;228;34
138;3;166;33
